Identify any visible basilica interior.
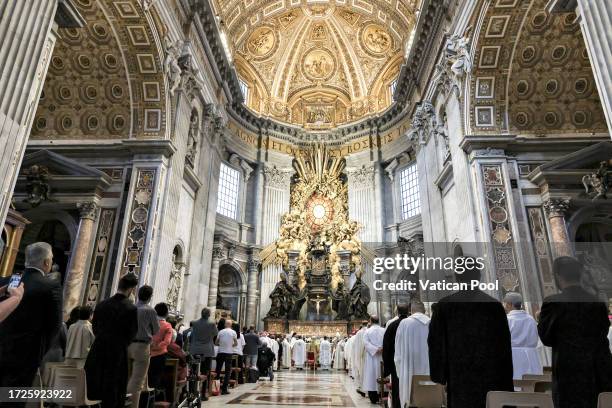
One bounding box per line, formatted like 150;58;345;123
0;0;611;405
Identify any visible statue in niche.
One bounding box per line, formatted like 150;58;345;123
350;276;371;319
331;280;350;320
163;34;183;96
185;111;199;167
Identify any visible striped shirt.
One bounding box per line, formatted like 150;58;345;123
133;301;160;343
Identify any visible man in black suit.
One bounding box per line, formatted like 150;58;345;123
538;256;612;408
0;242;62;397
382;303;409;408
428;259;514;408
85;273;139;408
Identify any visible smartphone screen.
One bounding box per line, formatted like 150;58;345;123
8;273;22;289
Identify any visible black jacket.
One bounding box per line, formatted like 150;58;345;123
538;285;612;408
382;315;407;377
0;268;62;368
428;290;514;408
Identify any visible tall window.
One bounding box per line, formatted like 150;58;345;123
399;163;421;219
238;78;249;103
389;78;398;100
217;163;240;219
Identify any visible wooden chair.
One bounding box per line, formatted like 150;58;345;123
513;379;538;392
523;373;552;382
409;375;446;408
161;358;179;404
534;381;552;394
598;392;612;408
486;391;553;408
306;351;317;370
49;367;101;407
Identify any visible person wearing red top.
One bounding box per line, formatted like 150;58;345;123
148;303;173;390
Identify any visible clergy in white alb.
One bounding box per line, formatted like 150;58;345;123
319;336;332;370
282;335;292;368
352;325;367;391
333;338;345;370
394;303;431;408
268;335;280;370
65;316;95;367
344;335;354;376
608;326;612;354
292;336;307;369
362;317;386;403
504;292;543;379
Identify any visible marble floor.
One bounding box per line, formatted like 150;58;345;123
205;370;375;407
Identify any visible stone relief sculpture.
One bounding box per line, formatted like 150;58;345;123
185;110;199;167
582;159;611;200
163;34;183;96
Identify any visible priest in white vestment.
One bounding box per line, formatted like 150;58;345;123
66;314;95;367
268;335;280;370
362;317;385;403
352;325;367;391
608;326;612;354
319;336;332;370
333;338;345;370
394;302;431;408
282;335;292;368
292;336;307;369
504;292;542;379
344;335;354;376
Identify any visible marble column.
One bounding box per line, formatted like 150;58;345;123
543;198;573;258
245;257;260;327
206;244;224;315
549;0;612;136
0;0;59;226
63;202;98;319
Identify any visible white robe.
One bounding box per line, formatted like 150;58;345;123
292;339;307;367
269;338;280;370
608;327;612;354
319;339;332;369
394;313;431;408
362;324;385;392
66;320;95;363
385;316;399;328
507;310;543;379
333;339;345;370
282;338;292;368
352;328;367;390
344;336;354;375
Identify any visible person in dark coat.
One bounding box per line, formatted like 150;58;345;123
382;303;409;408
85;273;139;408
428;260;514;408
538;256;612;408
0;242;62;403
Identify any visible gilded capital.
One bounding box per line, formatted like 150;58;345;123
543;198;570;218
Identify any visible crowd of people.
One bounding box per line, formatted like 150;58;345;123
1;242;611;408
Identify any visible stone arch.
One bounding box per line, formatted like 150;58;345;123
467;0;606;134
31;0;167;141
217;261;245;320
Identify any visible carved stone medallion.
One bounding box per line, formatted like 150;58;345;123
247;26;278;60
302;48;336;81
361;24;392;56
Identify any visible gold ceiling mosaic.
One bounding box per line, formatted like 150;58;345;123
212;0;419;129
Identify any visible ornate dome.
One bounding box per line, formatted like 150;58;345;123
212;0;419;129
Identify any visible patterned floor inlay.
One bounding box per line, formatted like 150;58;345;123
227;392;356;406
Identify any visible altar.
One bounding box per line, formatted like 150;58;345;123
264;318;368;337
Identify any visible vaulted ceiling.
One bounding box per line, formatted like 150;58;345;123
211;0;420;129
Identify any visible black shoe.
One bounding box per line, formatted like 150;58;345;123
221;390;230;395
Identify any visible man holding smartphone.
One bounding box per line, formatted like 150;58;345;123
0;282;24;322
0;242;63;398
